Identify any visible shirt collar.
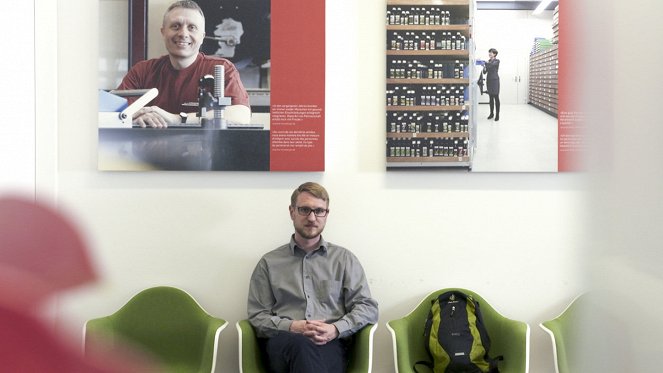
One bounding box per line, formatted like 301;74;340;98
289;235;329;256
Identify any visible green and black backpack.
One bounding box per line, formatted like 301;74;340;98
415;290;501;373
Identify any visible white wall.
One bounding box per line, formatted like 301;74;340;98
585;0;663;369
0;1;36;195
35;1;591;372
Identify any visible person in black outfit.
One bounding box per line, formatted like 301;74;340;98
483;48;500;121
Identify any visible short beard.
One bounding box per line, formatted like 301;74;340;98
295;225;324;240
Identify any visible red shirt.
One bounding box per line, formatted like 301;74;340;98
117;53;250;114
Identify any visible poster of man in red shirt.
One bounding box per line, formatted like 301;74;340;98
98;0;325;172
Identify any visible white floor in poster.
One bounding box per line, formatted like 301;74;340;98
472;103;558;172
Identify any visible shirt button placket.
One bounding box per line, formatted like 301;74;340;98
303;255;313;319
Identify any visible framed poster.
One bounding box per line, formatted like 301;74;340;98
384;0;585;172
98;0;325;171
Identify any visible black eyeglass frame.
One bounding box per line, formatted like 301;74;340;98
295;206;329;217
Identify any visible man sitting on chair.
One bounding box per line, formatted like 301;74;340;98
247;182;379;373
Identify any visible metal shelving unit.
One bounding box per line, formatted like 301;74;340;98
386;0;476;170
528;4;559;118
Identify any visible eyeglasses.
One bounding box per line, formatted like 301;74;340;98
295;206;329;217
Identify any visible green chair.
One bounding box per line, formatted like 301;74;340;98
540;294;589;373
541;292;634;373
84;286;227;373
237;320;377;373
387;288;530;373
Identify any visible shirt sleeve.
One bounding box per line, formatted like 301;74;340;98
117;62;146;91
247;259;292;337
332;252;379;339
116;62;149;107
222;61;250;108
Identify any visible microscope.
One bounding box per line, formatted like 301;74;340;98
197;65;231;129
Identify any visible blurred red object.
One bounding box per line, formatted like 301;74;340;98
0;196;96;309
0;303;118;372
0;196;155;372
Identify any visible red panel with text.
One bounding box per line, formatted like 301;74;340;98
269;0;325;171
557;0;585;171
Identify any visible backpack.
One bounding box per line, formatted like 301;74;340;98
477;72;486;95
415;291;501;373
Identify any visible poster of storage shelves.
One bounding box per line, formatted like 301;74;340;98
385;0;583;172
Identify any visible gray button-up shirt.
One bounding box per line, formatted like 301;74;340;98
247;236;379;339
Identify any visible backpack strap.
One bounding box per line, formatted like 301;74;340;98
413;360;433;373
488;355;504;373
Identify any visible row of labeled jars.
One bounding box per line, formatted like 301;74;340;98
389;31;466;51
387;7;457;26
387;137;469;158
387;85;467;107
388;111;469;134
388;59;465;80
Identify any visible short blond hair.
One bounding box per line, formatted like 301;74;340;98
290;182;329;207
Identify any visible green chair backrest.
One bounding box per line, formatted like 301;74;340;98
345;323;378;373
541;294;591;373
86;286;226;373
390;288;529;373
542;292;635;373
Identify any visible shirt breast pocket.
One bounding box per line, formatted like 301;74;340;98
315;280;342;305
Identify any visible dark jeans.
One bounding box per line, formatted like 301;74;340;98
261;332;348;373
